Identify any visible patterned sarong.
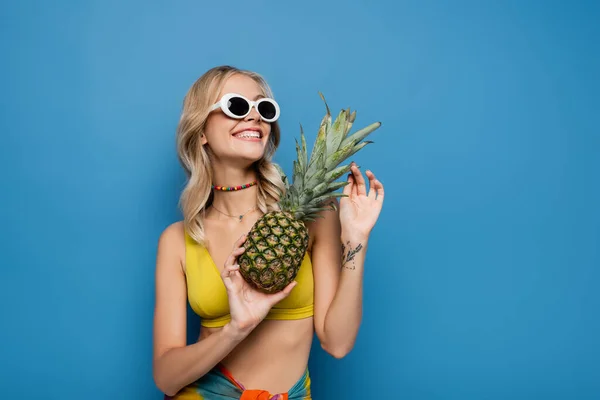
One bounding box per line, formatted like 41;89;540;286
164;364;311;400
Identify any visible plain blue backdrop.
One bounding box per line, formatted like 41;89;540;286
1;1;599;399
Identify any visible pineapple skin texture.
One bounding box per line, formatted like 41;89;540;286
237;211;309;293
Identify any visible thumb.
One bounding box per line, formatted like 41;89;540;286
270;281;298;304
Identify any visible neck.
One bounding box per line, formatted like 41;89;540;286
209;165;259;217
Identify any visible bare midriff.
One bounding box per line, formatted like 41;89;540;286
198;317;314;394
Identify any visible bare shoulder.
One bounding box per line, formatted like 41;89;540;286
156;220;186;273
159;220;185;241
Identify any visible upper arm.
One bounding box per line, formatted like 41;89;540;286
153;221;188;363
310;201;342;343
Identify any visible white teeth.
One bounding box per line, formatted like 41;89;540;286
234;131;261;139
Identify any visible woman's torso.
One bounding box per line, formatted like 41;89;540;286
178;213;316;394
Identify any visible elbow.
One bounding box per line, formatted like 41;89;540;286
318;327;358;359
321;342;354;359
154;376;174;397
331;346;353;359
155;378;178;398
153;367;180;397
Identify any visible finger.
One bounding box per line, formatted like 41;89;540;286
366;170;377;200
220;265;234;288
226;264;240;274
342;173;353;197
221;264;240;280
224;235;248;268
351;174;358;197
270;281;298;303
224;246;246;268
221;265;244;292
374;178;384;202
234;234;248;249
351;164;367;196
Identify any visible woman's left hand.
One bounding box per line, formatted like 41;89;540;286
338;163;385;241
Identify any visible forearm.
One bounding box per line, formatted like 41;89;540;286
154;323;247;396
322;236;367;358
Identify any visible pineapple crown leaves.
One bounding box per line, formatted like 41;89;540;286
278;93;381;221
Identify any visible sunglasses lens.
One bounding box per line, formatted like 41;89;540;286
257;100;277;120
226;97;250;117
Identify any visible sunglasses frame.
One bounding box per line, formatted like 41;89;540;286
209;93;280;123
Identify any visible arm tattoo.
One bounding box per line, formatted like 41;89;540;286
341;241;363;270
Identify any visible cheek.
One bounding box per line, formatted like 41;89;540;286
204;115;237;143
262;123;272;139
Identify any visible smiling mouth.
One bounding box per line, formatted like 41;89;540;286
233;130;262;139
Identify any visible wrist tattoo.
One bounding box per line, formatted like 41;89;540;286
341;241;363;270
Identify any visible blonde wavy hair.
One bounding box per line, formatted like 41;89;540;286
176;65;286;245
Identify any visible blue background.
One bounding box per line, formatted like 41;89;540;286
1;1;599;398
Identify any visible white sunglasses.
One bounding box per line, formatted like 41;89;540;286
209;93;280;123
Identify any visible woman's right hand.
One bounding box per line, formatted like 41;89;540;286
220;234;297;336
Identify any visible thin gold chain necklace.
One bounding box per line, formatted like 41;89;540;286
210;204;258;222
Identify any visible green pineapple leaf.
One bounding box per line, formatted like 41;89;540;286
345;140;375;162
326;181;349;192
324;163;352;183
300;124;308;174
326;108;348;156
304;167;326;190
339;121;381;148
294;138;304;175
318;92;332;122
284;92;381;215
344;110;357;137
325;139;356;170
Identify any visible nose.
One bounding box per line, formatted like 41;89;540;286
245;105;261;122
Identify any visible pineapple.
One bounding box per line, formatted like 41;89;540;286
237;94;381;293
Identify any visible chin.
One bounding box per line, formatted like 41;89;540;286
232;140;267;156
243;151;266;163
229;148;265;163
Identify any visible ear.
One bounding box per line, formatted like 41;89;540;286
200;133;208;145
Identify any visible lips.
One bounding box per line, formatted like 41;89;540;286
232;128;263;140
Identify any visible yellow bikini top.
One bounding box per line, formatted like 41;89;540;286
184;231;314;328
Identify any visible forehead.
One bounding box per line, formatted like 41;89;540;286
219;74;266;100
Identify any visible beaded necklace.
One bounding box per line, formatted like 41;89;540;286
212;180;258;191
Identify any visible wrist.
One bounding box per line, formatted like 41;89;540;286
222;321;252;343
341;231;369;245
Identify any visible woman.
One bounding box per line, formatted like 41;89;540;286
153;65;384;399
